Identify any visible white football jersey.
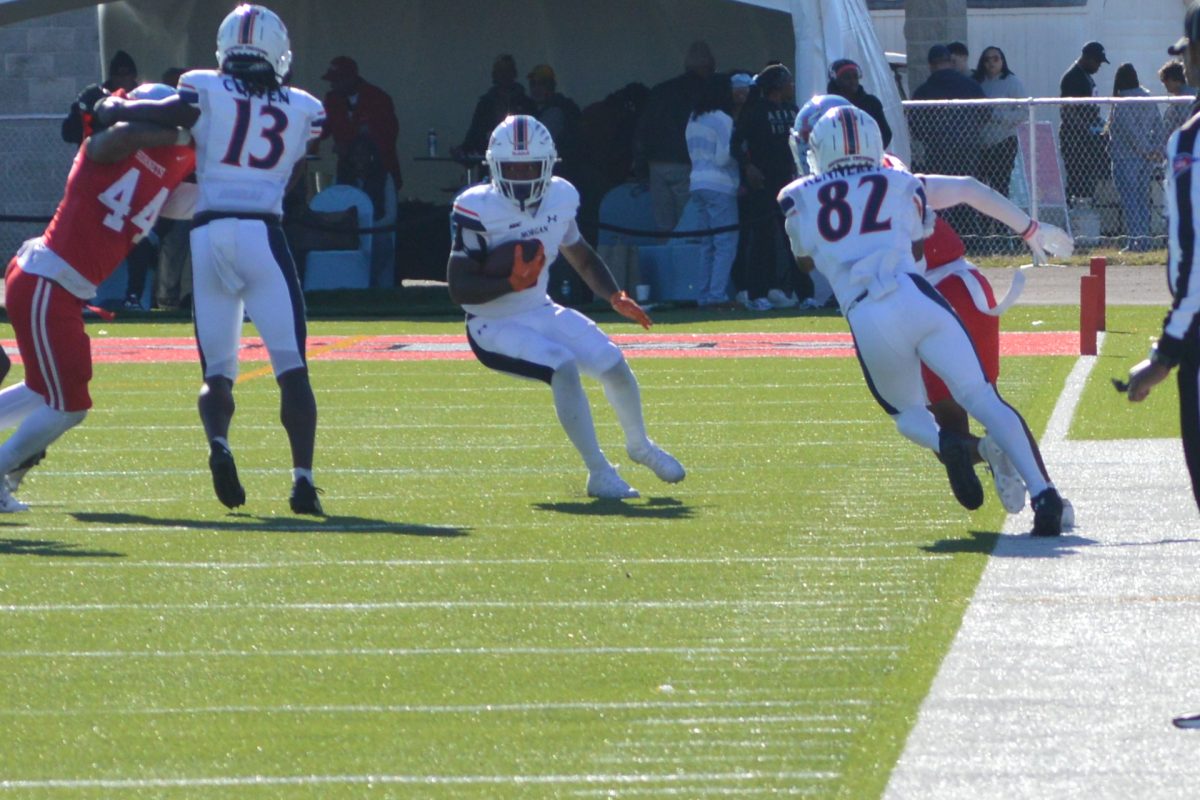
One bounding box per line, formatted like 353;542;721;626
179;70;325;215
451;177;582;318
779;166;928;311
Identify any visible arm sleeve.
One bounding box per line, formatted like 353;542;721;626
1161;128;1200;357
919;173;1031;233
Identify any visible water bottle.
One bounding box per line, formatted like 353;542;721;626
427;128;438;157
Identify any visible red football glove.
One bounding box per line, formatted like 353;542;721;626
507;241;546;292
610;290;652;330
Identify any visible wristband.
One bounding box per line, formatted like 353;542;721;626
610;290;627;305
1149;342;1180;369
1020;219;1039;240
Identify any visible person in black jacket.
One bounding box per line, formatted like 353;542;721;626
826;58;892;147
1059;41;1110;204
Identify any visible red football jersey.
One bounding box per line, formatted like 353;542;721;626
42;143;195;286
923;215;966;270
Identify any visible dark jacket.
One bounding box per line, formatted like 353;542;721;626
911;69;986;175
732;96;798;195
634;71;707;168
460;83;536;156
1059;62;1102;132
826;81;892;147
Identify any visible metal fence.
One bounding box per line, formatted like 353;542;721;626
902;96;1194;256
0;115;75;263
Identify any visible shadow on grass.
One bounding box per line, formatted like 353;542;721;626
70;512;468;537
532;496;695;519
923;530;1098;558
0;537;125;558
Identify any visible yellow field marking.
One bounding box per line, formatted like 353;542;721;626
235;335;371;385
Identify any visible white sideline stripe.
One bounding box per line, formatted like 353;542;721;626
1;698;871;719
18;555;939;569
1041;333;1102;446
0;645;900;659
0;599;923;612
0;770;837;791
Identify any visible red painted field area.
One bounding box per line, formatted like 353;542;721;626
0;331;1081;365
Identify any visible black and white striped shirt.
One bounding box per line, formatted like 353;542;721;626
1161;104;1200;361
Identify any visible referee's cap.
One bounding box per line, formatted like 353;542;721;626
1169;1;1200;56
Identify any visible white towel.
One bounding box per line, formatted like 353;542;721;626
848;247;903;301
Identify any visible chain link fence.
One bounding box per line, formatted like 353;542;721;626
902;96;1193;257
0;115;75;263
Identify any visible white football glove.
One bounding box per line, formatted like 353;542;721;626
1021;220;1074;265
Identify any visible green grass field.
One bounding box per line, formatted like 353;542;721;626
0;307;1133;797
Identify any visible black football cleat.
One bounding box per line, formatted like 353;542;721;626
289;476;325;516
938;429;984;511
1031;487;1064;537
6;448;46;493
208;441;246;509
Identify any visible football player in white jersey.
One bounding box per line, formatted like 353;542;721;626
778;106;1064;535
447;115;685;499
96;4;327;515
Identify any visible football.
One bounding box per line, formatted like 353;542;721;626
481;239;542;278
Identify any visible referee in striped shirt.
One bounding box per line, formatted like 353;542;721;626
1125;1;1200;509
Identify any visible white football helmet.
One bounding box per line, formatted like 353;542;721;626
790;94;852;176
808;106;884;175
128;83;176;101
486;115;558;212
215;4;293;83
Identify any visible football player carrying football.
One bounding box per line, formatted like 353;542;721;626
0;83;194;512
447;114;685;499
778;106;1065;535
99;4;327;515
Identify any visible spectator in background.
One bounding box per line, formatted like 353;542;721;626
576;81;648;243
732;63;799;310
320;56;402;192
912;44;986;241
1159;59;1196;135
730;71;754;122
454;54;535;159
973;46;1025;199
527;64;583;184
948;41;971;76
161;67;185;88
338;135;397;286
825;58;892;147
1060;41;1110;205
1107;63;1165;252
686;74;739;307
61;51;139;145
634;41;716;232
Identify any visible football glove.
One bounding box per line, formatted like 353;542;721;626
610;290;652;330
1021;220;1074;266
507;241;546;292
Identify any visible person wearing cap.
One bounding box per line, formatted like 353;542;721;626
61;51;140;146
1123;2;1200;512
825;58;892;147
319;55;402;191
729;62;800;310
729;71;754;122
454;54;535;159
527;64;583;184
633;41;716;233
1059;41;1110;205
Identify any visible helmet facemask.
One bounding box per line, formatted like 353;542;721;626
485;115;557;212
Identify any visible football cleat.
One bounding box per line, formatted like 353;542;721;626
208;440;246;509
0;481;29;513
6;449;46;494
977;435;1026;514
1031;487;1064;537
939;429;984;511
289;476;325;516
627;441;686;484
1060;497;1075;530
766;289;799;309
586;467;640;500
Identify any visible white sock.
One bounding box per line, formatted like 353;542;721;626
0;383;46;431
211;436;231;450
0;406;87;474
597;360;649;451
292;468;313;483
551;363;609;473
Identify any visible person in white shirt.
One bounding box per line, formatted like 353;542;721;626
685;74;740;307
447;115;685;500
